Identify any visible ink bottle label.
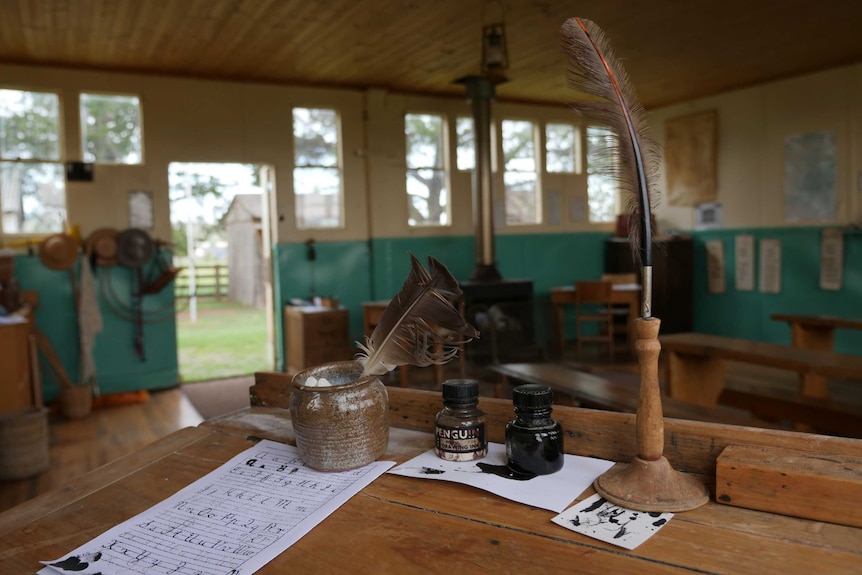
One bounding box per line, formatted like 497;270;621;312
435;424;487;461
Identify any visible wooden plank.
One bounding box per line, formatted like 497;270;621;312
250;377;862;479
719;387;862;438
660;333;862;381
716;444;862;527
489;362;768;428
772;314;862;332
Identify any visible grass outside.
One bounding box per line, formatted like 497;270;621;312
176;300;271;383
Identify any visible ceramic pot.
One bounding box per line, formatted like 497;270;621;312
289;360;389;472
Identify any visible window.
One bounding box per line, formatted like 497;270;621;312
586;125;619;223
502;119;540;225
456;116;474;171
80;93;142;164
545;123;580;173
0;89;66;234
293;108;342;229
405;113;449;226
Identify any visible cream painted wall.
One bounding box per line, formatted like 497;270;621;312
649;63;861;232
0;64;370;245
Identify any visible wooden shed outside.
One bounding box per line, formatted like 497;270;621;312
223;194;264;308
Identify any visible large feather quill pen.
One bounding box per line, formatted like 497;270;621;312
561;17;660;318
357;254;478;377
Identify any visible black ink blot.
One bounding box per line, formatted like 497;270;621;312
653;518;667;527
419;467;445;475
475;463;536;481
583;497;607;513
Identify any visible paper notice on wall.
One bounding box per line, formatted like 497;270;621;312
734;234;755;291
820;228;844;291
705;240;726;293
759;239;782;294
569;195;588;223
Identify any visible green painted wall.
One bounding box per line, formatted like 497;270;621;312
691;227;862;355
14;254;179;402
273;232;611;369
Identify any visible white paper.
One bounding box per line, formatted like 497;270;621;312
40;440;394;575
759;239;782;294
734;234;755;291
694;201;723;230
820;228;844;291
552;493;674;550
705;240;726;294
387;442;614;513
546;190;561;226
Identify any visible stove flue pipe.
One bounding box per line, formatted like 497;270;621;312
462;75;502;283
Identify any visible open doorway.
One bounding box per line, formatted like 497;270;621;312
168;162;275;383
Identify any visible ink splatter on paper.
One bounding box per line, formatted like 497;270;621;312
552;494;674;550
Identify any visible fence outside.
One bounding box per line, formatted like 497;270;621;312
174;264;228;300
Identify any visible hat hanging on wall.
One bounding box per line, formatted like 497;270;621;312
38;233;79;271
116;228;154;269
85;228;119;268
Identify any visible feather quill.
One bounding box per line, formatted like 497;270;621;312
561;17;660;317
357;254;478;377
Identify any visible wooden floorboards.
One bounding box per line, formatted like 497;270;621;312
0;387;203;514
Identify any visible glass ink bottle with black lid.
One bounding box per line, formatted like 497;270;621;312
435;379;487;461
506;384;563;475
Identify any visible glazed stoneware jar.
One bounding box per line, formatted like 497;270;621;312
289;360;390;472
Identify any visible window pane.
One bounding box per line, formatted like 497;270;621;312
407;168;449;226
504;171;539;225
546;123;579;173
1;162;66;233
586;126;618;223
456;116;474;171
293;108;339;167
405;114;444;170
80;93;142;164
294;167;341;228
0;89;61;161
502;120;535;172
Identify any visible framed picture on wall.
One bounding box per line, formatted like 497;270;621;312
665;110;717;207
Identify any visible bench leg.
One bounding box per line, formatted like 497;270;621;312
667;352;724;408
494;374;508;399
800;372;830;399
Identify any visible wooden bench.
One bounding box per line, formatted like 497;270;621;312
488;362;773;428
660;332;862;406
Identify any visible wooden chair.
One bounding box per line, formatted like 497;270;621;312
601;273;637;345
575;280;615;362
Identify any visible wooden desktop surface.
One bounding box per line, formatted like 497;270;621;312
2;385;861;573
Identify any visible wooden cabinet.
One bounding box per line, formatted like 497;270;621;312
284;306;351;373
604;236;694;334
0;319;33;412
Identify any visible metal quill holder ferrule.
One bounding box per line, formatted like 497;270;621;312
593;265;709;512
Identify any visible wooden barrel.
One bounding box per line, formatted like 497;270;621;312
0;407;49;479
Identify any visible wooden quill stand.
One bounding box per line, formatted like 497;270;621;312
593;317;709;512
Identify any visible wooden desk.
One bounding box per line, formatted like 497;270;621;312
660;332;862;403
771;314;862;394
771;314;862;351
551;283;640;357
3;384;861;573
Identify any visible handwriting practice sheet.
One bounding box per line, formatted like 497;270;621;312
39;440;394;575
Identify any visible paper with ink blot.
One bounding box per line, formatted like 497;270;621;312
552;493;674;549
38;440;394;575
387;442;614;512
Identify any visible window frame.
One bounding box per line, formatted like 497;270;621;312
291;106;345;230
0;87;67;236
79;91;144;165
404;111;452;228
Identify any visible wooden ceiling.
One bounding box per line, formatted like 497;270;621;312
1;0;861;109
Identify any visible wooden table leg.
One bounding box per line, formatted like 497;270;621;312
554;303;565;359
666;352;724;408
791;324;833;399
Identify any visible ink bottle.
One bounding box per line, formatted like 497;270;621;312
506;384;563;475
435;379;487;461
